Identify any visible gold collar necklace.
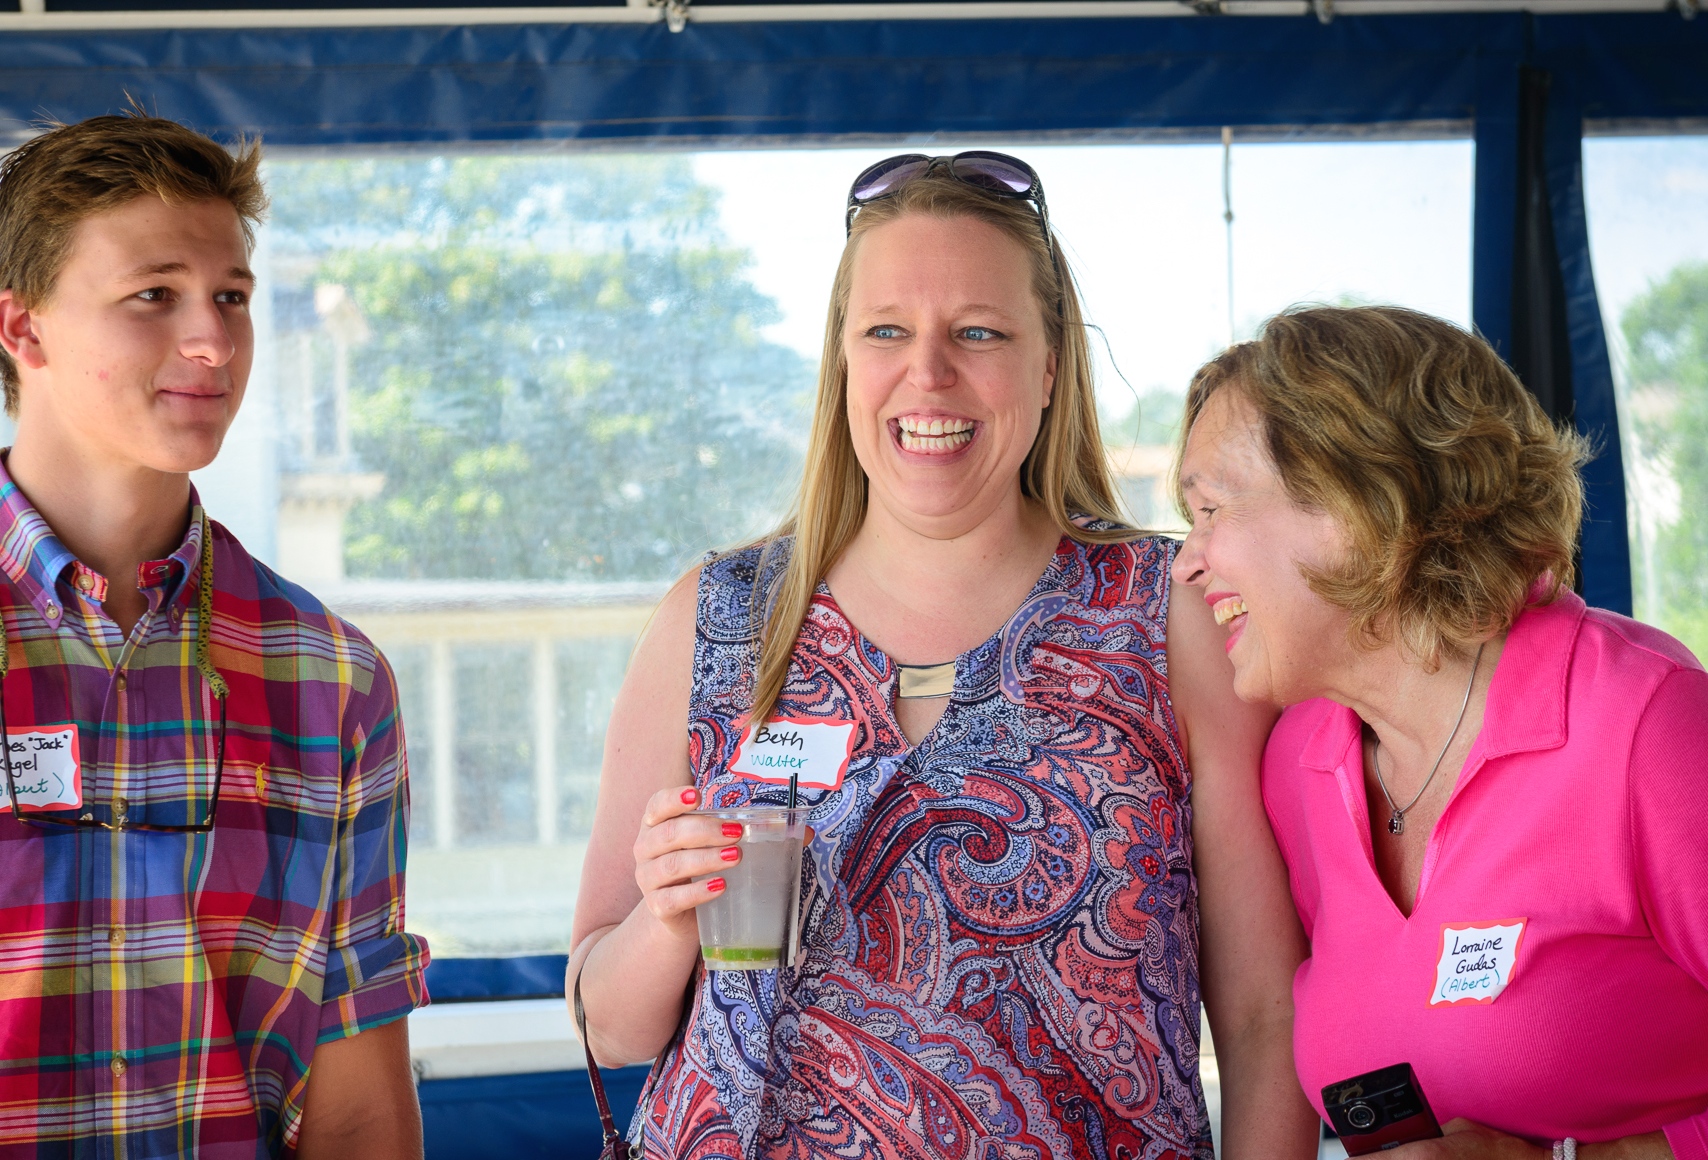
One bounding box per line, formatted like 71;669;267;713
897;661;955;700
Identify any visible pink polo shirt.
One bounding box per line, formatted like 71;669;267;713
1263;592;1708;1156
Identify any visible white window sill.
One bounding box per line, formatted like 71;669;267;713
409;998;586;1080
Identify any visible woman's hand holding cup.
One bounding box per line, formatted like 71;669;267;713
634;786;740;932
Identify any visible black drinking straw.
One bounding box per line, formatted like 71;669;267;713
787;769;798;810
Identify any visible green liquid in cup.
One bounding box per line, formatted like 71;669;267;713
701;946;783;967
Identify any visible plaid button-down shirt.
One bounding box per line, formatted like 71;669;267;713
0;462;429;1159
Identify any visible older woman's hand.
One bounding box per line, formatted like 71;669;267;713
1386;1121;1674;1160
632;786;742;930
1385;1121;1548;1160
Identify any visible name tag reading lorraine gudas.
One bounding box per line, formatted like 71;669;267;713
0;725;83;812
730;717;856;792
1430;918;1527;1006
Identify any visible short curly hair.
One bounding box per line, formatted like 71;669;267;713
1178;305;1591;669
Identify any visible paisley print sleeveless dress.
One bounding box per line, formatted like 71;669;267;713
636;532;1211;1160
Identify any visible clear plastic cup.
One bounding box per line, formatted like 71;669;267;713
692;806;807;971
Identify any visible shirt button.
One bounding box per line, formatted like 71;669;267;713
76;573;94;593
115;671;127;692
43;602;58;620
110;1054;127;1077
109;927;126;947
114;797;129;822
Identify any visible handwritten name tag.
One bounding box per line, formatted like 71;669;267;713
730;717;855;791
1430;918;1527;1006
0;725;83;812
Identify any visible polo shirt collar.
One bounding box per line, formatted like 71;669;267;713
1297;699;1361;775
0;452;207;622
1294;590;1585;773
1475;590;1584;760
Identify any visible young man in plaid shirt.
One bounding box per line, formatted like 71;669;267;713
0;114;429;1157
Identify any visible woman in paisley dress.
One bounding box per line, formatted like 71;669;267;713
569;154;1319;1160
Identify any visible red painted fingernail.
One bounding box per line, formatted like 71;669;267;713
721;822;743;838
706;877;726;892
679;788;697;805
720;846;740;862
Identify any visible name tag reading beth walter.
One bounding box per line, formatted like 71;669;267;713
0;725;83;811
730;718;855;791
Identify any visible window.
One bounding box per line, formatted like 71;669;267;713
1584;133;1708;662
187;136;1473;960
202;153;814;956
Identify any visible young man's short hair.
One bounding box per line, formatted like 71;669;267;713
0;112;267;415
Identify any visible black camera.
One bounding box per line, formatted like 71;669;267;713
1321;1063;1442;1154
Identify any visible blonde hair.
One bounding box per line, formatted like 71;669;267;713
744;167;1126;727
0;110;267;415
1178;305;1590;669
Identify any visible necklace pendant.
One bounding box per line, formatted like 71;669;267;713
1388;810;1406;837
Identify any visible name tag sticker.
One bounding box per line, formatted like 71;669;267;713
730;717;855;791
1430;918;1527;1006
0;725;83;812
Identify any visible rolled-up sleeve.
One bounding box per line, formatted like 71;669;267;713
1629;666;1708;1160
318;649;431;1043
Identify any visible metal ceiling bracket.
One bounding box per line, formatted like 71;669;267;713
651;0;689;30
1312;0;1332;19
1188;0;1223;13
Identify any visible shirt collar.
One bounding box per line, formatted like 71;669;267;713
1474;589;1584;760
0;454;79;624
1295;590;1585;773
143;505;206;615
1297;699;1362;774
0;452;207;621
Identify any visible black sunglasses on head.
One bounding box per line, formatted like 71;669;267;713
845;151;1062;315
845;151;1051;234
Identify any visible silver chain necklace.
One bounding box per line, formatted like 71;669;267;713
1371;642;1486;837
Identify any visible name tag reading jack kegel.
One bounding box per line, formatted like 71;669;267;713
0;725;82;811
730;717;855;791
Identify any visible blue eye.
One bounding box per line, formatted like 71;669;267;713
962;327;1000;342
870;325;904;340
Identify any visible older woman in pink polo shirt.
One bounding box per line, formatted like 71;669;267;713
1172;305;1708;1160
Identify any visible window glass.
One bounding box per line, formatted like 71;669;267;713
1584;134;1708;661
698;139;1471;533
188;138;1472;957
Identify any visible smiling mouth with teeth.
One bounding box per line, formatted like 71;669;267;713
1212;596;1248;626
895;415;976;455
